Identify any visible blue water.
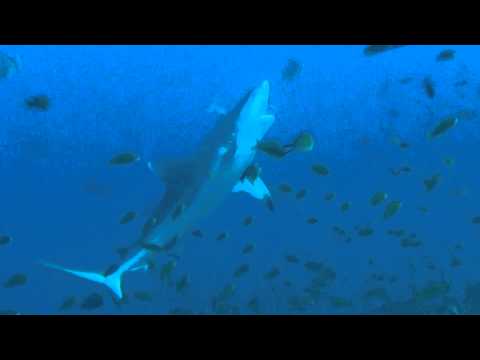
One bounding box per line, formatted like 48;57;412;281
1;45;479;314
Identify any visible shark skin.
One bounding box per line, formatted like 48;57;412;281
41;80;275;299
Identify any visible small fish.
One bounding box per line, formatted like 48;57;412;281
370;192;388;206
0;51;19;80
371;273;385;281
242;243;255;254
284;131;315;153
58;296;76;311
216;283;236;303
0;310;21;315
330;296;353;308
384;201;402;220
304;261;325;272
25;95;50;111
399;76;414;84
472;216;480;224
436;49;456;62
241;164;262;184
363;45;405;57
283;280;293;287
340;202;351;213
417;206;429;214
256;139;288;158
265;267;280;280
141;243;164;252
265;197;275;212
364;287;390;302
324;192;336;201
390;168;402;176
357;226;374;237
175;274;189;293
304;287;323;301
424;174;440;192
311;268;336;288
414;281;450;302
307;217;318;224
171;204;185;221
390;166;411;176
285;255;300;264
133;291;153;302
191;229;203;238
216;232;228;241
243;216;253;226
3;273;27;288
450;256;462;268
103;264;119;277
159;260;176;282
247;297;260;313
146;259;156;271
282;58;302;81
443;156;455;167
296;189;307;200
119;211;136;225
109;152;139;165
400;237;422;248
312;164;329;176
0;235;12;246
389;275;398;284
141;217;158;238
278;184;293;193
454;79;468;87
233;264;250;278
423;76;436;99
452;186;470;198
168;307;194;315
332;226;348;237
287;296;313;312
368;258;375;266
80;293;103;310
162;235;178;252
428;116;458;139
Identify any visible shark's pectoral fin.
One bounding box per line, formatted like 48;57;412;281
233;176;271;201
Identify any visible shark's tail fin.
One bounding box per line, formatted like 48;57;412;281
40;261;125;299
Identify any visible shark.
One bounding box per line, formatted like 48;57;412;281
41;80;276;299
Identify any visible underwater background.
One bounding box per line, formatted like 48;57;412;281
1;45;480;314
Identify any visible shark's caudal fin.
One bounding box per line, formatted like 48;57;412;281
40;261;125;299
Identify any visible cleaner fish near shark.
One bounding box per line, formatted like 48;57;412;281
40;80;276;299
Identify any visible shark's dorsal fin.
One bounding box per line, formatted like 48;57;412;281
141;157;197;239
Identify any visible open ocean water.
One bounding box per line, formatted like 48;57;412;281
1;45;479;315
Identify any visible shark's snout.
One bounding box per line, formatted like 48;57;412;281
260;80;270;96
247;80;270;115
